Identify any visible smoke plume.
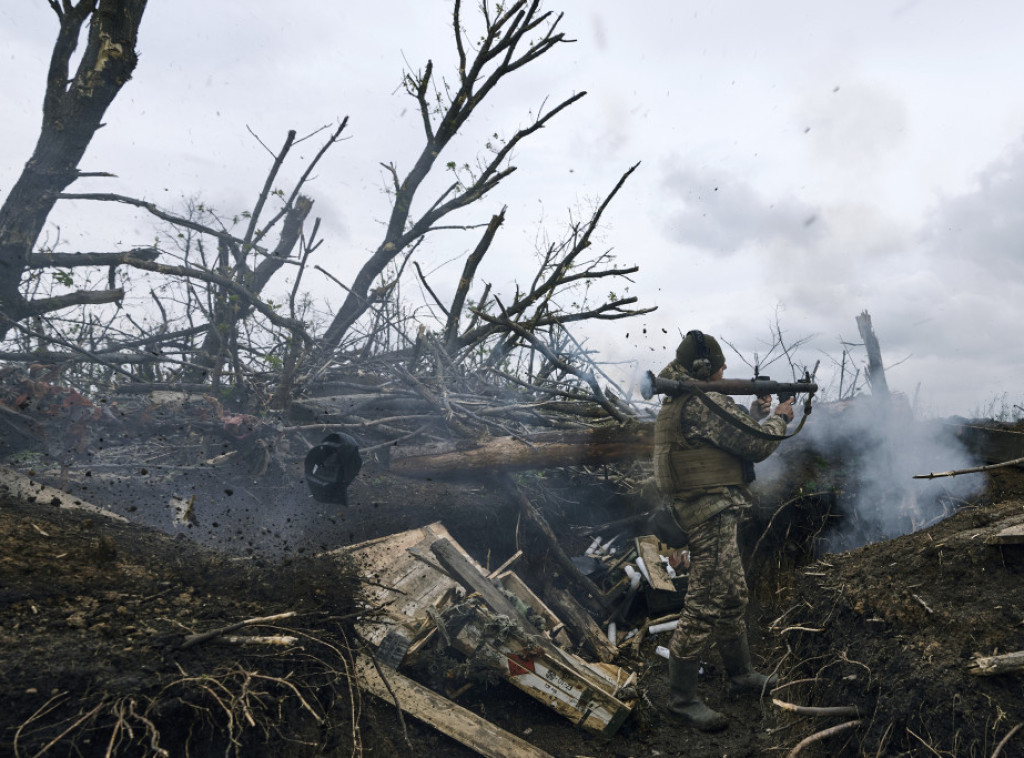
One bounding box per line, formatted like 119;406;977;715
759;394;985;553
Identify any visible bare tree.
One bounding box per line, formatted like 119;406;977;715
313;0;582;367
0;0;148;339
1;0;653;433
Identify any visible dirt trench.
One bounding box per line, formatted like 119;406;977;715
3;430;1024;757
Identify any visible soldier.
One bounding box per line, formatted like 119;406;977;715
653;330;794;731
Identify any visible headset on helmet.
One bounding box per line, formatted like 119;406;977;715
687;330;713;380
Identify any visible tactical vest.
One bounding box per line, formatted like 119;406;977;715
653;395;745;496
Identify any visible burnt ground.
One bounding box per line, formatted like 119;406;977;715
3;432;1024;756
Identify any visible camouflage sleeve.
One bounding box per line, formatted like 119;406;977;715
681;392;788;463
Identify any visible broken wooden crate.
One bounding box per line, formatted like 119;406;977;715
337;521;636;736
635;534;688;616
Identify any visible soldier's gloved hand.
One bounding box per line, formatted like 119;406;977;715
774;397;795;423
750;394;772;420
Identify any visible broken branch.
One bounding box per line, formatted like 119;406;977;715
180;611;298;649
913;456;1024;479
968;650;1024;677
992;723;1022;758
773;698;860;717
788;719;862;757
217;635;300;646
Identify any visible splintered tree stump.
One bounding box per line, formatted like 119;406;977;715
855;310;889;399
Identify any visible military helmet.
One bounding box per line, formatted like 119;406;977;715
675;330;725;380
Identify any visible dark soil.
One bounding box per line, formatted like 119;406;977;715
3;436;1024;756
761;465;1024;757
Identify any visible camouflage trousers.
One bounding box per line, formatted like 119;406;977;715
668;505;748;660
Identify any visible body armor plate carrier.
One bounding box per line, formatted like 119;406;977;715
653;395;746;496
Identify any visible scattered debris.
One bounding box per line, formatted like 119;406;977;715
0;465;127;521
337;522;637;749
169;494;197;527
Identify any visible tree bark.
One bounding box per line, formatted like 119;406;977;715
388;425;653;477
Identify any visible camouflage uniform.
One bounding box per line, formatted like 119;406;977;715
652;360;788;661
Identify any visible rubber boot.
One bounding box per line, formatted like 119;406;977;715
667;656;728;732
718;634;777;697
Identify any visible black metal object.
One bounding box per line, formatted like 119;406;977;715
304;432;362;504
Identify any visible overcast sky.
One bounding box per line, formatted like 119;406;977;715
4;1;1024;418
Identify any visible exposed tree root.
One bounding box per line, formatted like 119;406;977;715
788;718;862;757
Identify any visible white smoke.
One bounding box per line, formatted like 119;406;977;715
760;394;985;553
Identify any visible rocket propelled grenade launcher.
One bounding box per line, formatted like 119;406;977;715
640;371;818;401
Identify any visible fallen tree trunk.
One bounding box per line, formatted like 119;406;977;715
388;424;653;477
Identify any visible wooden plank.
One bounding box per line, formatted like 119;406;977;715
354;654;552;758
589;661;637;692
430;537;540;635
544;585;619;664
496;571;561;633
336;523;483;647
488;550;524;579
501;473;608;614
453;614;633;737
346;528;635;738
431;537;617;691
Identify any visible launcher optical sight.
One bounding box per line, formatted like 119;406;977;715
640;370;817;401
